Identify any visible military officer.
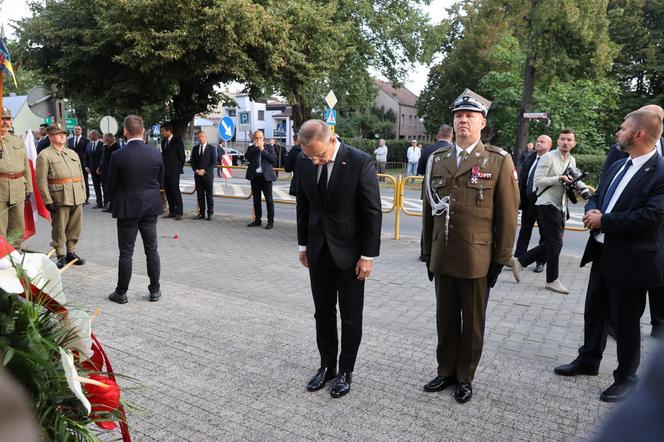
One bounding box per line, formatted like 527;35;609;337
0;107;33;243
421;90;520;403
36;125;86;268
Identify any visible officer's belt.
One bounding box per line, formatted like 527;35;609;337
48;177;83;184
0;171;25;179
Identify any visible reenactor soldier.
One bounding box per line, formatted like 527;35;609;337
0;107;33;243
421;90;520;403
36;125;86;268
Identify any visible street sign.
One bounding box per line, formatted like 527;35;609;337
218;116;236;142
324;109;337;126
27;86;54;118
65;118;78;131
100;116;119;135
151;124;161;136
324;90;337;109
523;112;549;119
238;111;251;132
43;117;53;125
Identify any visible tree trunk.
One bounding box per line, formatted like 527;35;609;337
291;94;311;133
515;54;535;170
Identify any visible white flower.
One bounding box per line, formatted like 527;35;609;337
59;348;91;414
20;253;66;305
62;309;93;359
0;266;25;294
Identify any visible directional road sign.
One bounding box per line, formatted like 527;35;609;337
238;111;251;132
65;118;78;131
218;116;236;142
324;109;337;126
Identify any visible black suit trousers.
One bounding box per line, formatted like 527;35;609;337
164;172;183;215
82;169;89;201
642;288;664;328
578;241;646;384
309;242;364;372
250;175;274;223
514;201;545;263
91;172;104;206
195;174;214;215
518;204;564;283
116;216;160;295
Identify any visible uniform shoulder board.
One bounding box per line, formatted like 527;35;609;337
433;144;452;155
485;144;508;157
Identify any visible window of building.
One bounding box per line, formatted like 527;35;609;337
258;110;265;121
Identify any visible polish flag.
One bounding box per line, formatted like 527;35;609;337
23;131;51;240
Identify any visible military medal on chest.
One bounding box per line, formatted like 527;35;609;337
470;165;479;184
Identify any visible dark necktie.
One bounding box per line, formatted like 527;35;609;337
526;157;539;194
600;159;633;212
318;163;328;199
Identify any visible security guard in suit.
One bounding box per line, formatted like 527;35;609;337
36;125;86;268
0;107;33;243
421;90;520;403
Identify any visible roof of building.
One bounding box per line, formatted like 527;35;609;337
2;95;27;118
374;79;418;107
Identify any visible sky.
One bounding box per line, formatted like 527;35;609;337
2;0;455;95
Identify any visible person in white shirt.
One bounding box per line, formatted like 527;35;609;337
406;140;421;176
374;139;388;181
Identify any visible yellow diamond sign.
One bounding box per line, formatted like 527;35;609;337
324;90;338;109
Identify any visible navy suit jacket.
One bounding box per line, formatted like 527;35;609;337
87;140;104;172
581;152;664;288
518;151;539;210
68;136;89;169
161;136;186;175
107;140;164;219
417;139;453;176
245;144;277;182
296;142;382;269
190;143;217;177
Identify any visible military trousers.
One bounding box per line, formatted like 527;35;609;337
435;274;488;383
0;200;25;243
51;205;82;256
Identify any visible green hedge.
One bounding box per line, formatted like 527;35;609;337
574;154;606;187
344;139;419;163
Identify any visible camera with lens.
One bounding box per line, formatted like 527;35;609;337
563;166;593;203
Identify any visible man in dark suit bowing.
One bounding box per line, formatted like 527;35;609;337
296;120;382;398
245;130;277;229
600;104;664;339
86;130;105;208
191;130;217;220
67;125;89;204
160;122;185;220
107;115;164;304
554;109;664;402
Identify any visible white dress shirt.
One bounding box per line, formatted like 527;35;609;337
595;148;658;243
127;137;143;143
299;139;373;260
455;141;479;167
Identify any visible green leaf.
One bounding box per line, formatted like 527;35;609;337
2;347;14;365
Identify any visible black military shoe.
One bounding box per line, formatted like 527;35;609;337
554;359;599;377
265;222;274;230
423;375;458;392
247;220;262;227
66;253;85;265
600;381;635;403
330;372;352;398
55;255;67;269
108;292;128;304
454;382;473;403
306;367;337;392
534;263;545;273
149;291;161;302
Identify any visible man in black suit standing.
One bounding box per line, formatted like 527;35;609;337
107;115;164;304
514;134;551;273
191;130;217;220
67;125;89;204
99;133;120;211
296;120;382;398
160;123;185;221
417;124;454;176
86;130;105;208
554;109;664;402
600;104;664;339
245;130;277;229
284;133;302;197
36;123;50;153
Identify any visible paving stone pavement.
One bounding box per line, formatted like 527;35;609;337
23;205;662;441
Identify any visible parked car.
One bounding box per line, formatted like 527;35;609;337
222;148;246;166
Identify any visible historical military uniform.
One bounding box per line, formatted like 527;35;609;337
0;107;33;242
422;90;519;399
36;125;86;267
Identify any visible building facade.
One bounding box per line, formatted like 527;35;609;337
374;79;429;142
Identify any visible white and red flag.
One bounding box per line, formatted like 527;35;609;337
23;131;51;240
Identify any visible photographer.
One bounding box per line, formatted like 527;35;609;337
512;129;578;294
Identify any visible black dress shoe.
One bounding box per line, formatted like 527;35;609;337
65;253;85;265
247;220;262;227
265;223;273;230
306;367;337;392
600;381;635;402
55;255;67;269
149;291;161;302
534;263;545;273
163;213;175;219
206;214;213;221
108;292;128;304
194;214;205;220
175;215;182;221
419;254;428;262
454;382;473;403
554;359;599;376
330;372;352;398
102;208;112;213
423;375;458;392
93;205;103;209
